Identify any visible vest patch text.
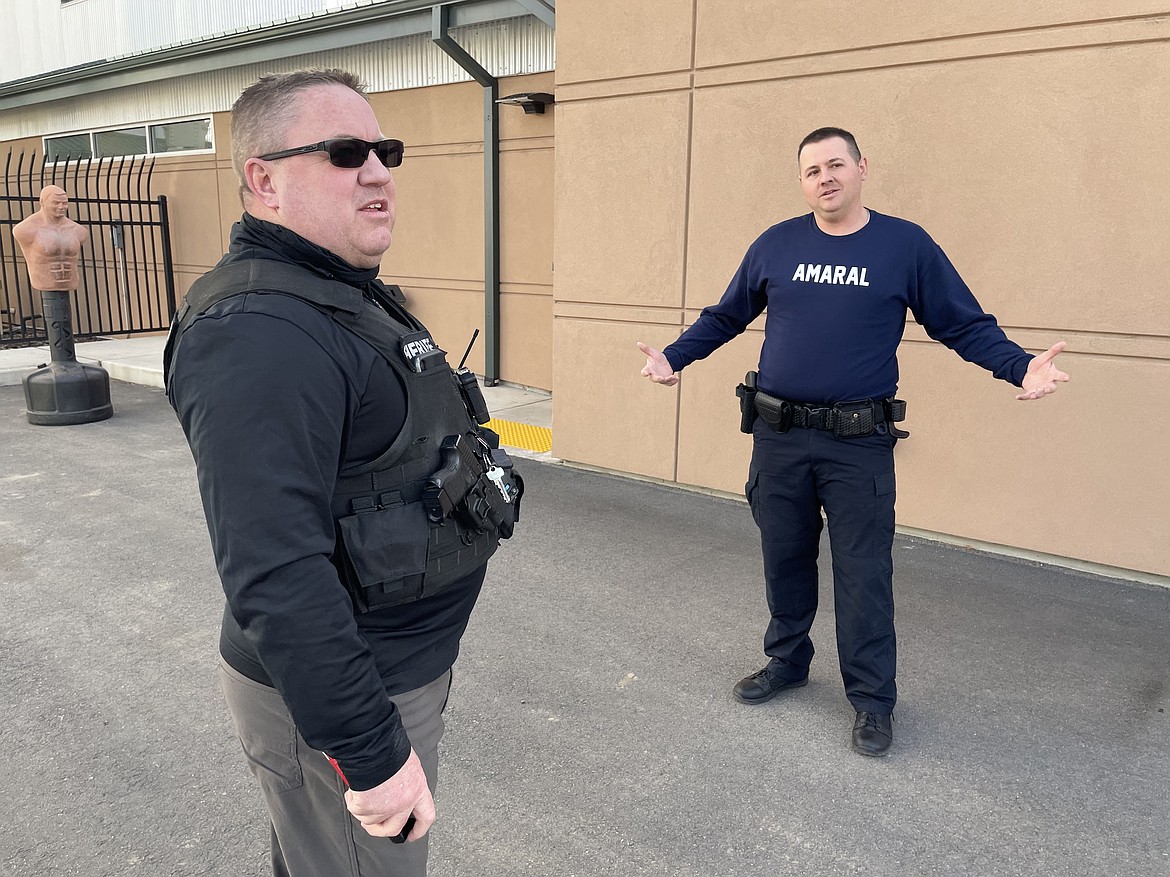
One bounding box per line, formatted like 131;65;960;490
402;336;436;361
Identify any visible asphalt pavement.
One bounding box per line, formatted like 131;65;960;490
1;381;1167;877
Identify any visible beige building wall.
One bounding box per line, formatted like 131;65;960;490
370;73;555;388
553;4;1170;578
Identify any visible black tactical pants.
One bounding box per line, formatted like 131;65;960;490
746;419;898;714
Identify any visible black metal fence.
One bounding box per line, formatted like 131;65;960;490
1;151;176;347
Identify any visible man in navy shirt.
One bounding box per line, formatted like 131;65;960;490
638;127;1068;756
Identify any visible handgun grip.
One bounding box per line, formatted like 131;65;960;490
736;371;759;434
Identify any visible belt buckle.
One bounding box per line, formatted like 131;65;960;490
808;407;830;430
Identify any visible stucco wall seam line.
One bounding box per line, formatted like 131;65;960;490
1029;330;1170;342
553;305;686;318
694;11;1169;70
901;344;1170;366
900;326;1170;360
553;69;694;87
555;302;686;316
554;88;696;107
406;142;551;154
497;280;554;289
693;19;1168;90
553;316;686;329
391;277;484;289
553;73;695;102
404;146;485;156
500;135;556;145
497;144;557;154
497;287;554;298
694;43;1170;92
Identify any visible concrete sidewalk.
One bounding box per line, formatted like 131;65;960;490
0;334;554;450
1;380;1167;877
0;335;172;389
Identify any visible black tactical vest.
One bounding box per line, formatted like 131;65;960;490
164;259;500;612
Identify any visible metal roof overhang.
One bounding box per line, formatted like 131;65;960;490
0;0;554;112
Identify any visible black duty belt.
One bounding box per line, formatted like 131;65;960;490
736;371;909;439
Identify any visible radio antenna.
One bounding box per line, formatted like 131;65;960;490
457;329;480;370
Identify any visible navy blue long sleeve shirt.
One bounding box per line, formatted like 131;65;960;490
664;211;1032;402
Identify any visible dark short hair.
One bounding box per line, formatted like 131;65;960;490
797;127;861;164
231;68;368;197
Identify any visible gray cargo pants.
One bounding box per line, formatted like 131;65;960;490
220;657;451;876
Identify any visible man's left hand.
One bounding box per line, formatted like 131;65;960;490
1016;341;1070;401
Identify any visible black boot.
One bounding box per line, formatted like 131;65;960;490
732;665;808;705
851;711;893;756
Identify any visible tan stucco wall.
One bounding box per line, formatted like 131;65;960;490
553;5;1170;577
370;73;555;387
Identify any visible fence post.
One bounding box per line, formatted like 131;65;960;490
157;194;177;319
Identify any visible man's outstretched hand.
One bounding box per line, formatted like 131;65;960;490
638;342;679;386
1017;341;1070;401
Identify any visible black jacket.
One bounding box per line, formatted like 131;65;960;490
166;216;487;790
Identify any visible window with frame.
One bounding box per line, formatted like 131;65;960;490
44;117;213;162
43;133;92;161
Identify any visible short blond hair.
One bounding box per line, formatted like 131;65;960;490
230;69;369;200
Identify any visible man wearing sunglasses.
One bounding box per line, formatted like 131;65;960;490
165;69;514;876
638;127;1068;758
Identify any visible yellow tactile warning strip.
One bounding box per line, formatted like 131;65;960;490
485;418;552;453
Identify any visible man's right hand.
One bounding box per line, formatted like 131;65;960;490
344;749;435;840
637;342;679;386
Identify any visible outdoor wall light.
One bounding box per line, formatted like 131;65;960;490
496;92;555;114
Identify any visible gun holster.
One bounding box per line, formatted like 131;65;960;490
422;434;484;524
883;398;910;439
422;433;524;539
735;371;759;434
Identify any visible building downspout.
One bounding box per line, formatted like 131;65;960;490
431;4;501;385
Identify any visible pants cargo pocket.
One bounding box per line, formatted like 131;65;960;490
219;660;304;793
745;468;761;527
874;470;896;546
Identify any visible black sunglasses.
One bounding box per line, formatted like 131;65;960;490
257;138;405;169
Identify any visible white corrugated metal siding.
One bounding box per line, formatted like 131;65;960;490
2;16;554;142
4;0;458;83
